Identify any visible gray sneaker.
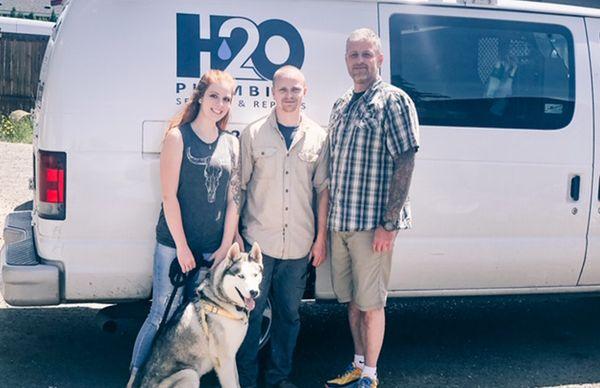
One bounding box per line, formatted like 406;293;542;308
356;376;379;388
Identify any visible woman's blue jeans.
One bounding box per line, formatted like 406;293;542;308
129;243;210;370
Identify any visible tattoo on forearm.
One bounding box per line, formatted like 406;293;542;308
383;151;415;224
231;155;242;209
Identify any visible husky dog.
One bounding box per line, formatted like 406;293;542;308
131;242;263;388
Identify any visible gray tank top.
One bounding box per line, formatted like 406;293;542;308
156;123;239;254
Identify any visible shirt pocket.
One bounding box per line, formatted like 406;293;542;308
298;151;319;164
356;111;380;130
356;112;383;149
252;147;278;179
296;150;319;181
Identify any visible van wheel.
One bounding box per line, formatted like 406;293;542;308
14;200;33;211
258;298;272;349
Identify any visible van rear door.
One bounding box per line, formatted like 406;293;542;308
378;4;593;292
577;17;600;285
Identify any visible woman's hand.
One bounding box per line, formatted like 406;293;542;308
209;244;230;269
177;245;196;273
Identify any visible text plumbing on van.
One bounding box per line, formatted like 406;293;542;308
174;13;306;110
176;83;306;110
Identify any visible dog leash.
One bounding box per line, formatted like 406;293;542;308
155;258;199;339
133;258;205;385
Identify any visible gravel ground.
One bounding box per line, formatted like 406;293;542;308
0;141;33;241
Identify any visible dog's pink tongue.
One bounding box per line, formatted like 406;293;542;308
245;297;256;311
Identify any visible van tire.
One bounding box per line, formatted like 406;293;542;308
14;200;33;211
259;298;272;350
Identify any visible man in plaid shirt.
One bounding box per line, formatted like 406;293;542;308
325;28;420;388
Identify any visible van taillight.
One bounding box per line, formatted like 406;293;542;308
37;150;66;220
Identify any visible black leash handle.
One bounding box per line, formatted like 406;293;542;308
155;258;193;338
169;256;187;287
153;254;214;339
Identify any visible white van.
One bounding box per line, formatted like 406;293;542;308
3;0;600;315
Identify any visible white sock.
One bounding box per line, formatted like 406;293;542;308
353;354;365;369
362;366;377;380
126;367;138;388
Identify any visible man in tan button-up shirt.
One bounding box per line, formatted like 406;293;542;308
236;66;329;388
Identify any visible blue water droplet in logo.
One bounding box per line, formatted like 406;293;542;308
217;39;232;60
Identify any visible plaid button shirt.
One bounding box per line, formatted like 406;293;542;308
328;79;420;232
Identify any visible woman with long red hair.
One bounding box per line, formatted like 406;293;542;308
128;70;241;381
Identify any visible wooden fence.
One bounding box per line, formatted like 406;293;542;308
0;32;49;116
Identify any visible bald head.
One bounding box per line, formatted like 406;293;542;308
272;65;306;116
272;65;306;87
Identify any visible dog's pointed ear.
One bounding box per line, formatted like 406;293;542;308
249;242;263;265
227;242;242;262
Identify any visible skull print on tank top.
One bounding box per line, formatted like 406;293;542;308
156;123;238;256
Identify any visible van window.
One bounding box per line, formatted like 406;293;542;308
389;15;575;129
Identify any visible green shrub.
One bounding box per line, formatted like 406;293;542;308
0;115;33;144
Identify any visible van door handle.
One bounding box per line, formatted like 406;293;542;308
570;175;580;201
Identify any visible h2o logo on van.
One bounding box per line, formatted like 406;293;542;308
177;14;305;81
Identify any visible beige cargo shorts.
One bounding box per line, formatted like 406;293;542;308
330;230;393;311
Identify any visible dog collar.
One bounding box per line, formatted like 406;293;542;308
199;300;247;322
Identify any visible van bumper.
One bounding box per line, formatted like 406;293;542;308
1;211;60;306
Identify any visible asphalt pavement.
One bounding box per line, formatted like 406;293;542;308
1;295;600;387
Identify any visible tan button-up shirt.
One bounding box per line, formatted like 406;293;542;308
240;110;329;259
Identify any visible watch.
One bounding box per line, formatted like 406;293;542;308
382;220;398;232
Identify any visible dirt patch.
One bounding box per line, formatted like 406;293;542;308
0;141;33;238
